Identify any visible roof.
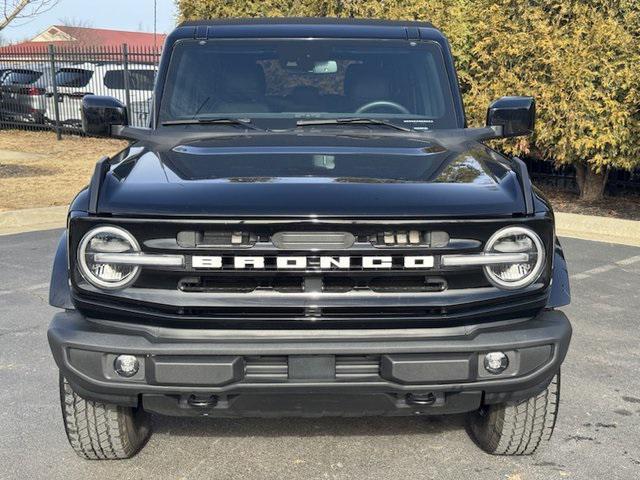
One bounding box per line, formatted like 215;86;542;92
179;17;434;28
172;17;441;42
0;25;166;54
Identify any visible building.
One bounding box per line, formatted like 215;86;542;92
0;25;166;54
0;25;166;63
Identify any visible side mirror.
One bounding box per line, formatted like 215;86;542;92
81;95;128;136
486;96;535;138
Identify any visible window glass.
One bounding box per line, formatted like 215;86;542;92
2;69;42;85
159;39;458;128
56;68;93;88
104;69;156;91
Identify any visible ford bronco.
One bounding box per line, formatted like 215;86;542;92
47;18;572;459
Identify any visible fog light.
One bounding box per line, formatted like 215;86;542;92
114;355;139;377
484;352;509;375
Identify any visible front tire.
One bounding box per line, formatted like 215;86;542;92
466;372;560;455
59;374;151;460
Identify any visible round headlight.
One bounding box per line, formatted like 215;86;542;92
483;226;545;290
77;226;140;290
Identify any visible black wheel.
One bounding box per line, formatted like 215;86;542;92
466;372;560;455
59;374;151;460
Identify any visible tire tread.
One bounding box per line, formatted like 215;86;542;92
59;375;150;460
467;373;560;455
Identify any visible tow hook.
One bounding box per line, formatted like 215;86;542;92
406;393;437;406
187;394;218;408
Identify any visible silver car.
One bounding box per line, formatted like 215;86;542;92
45;63;156;128
0;64;52;123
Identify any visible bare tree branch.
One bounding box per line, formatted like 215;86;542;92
0;0;59;32
0;0;30;30
58;16;93;28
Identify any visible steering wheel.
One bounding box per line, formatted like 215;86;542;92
355;101;410;115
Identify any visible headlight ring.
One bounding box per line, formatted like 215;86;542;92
77;226;141;290
483;226;545;290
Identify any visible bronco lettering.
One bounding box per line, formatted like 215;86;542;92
191;255;435;269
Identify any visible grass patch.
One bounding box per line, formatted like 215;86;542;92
0;130;128;211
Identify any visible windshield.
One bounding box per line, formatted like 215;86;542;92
159;39;458;130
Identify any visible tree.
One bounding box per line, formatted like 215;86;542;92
460;0;640;201
176;0;455;22
176;0;640;200
0;0;59;32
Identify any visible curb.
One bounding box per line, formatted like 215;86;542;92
555;212;640;248
0;206;67;236
0;206;638;247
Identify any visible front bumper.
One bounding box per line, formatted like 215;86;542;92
48;310;571;417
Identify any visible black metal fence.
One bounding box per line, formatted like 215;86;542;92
522;157;640;197
0;44;160;137
606;167;640;196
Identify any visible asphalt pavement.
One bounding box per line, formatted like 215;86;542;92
0;230;639;480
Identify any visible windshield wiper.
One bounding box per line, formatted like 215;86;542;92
296;117;412;132
161;117;262;130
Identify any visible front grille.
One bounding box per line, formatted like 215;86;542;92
69;216;554;328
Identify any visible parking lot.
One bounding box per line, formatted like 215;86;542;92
0;229;639;480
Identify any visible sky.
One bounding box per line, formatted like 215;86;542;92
1;0;177;43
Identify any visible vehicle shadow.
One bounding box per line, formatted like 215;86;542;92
151;413;467;439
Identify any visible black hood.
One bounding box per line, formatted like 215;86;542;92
95;132;526;218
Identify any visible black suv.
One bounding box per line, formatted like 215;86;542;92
48;18;572;459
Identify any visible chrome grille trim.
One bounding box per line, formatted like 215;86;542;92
91;252;527;270
440;252;529;267
92;253;185;267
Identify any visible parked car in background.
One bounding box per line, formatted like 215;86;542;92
0;64;52;123
45;62;156;127
0;67;12;83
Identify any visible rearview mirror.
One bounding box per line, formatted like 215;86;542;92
81;95;128;137
281;59;338;74
311;61;338;74
486;96;535;138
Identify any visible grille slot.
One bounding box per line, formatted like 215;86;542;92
177;230;257;248
272;231;355;250
244;357;288;381
176;275;450;294
178;276;304;293
322;306;447;318
370;230;450;248
243;356;380;382
179;276;258;293
368;276;446;293
336;356;380;381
